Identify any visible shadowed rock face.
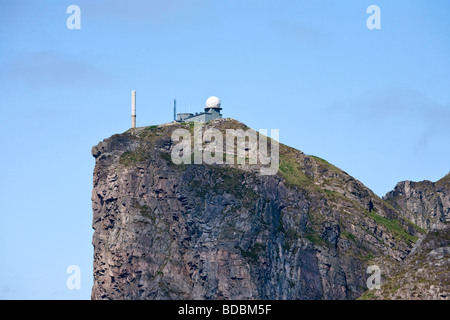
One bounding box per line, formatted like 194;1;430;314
383;174;450;230
90;119;424;300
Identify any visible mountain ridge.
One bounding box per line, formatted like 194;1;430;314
383;172;450;230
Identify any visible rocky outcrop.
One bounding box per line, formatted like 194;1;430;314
383;174;450;230
357;174;450;300
359;228;449;300
91;119;425;300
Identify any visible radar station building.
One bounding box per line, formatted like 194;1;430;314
176;96;222;123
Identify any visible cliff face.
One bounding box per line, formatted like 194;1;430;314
383;175;450;230
91;119;425;300
356;174;450;299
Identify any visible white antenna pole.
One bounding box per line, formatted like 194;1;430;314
131;90;136;128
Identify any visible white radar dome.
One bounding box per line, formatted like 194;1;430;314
206;96;221;109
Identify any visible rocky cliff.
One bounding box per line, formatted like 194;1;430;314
91;119;429;300
383;174;450;230
357;174;450;299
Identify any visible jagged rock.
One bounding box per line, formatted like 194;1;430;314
357;175;450;300
383;174;450;230
359;229;450;300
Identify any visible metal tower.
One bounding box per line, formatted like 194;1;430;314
173;98;177;121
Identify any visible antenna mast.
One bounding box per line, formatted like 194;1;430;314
131;90;136;128
173;98;177;121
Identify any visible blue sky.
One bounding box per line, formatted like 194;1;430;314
0;0;449;299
